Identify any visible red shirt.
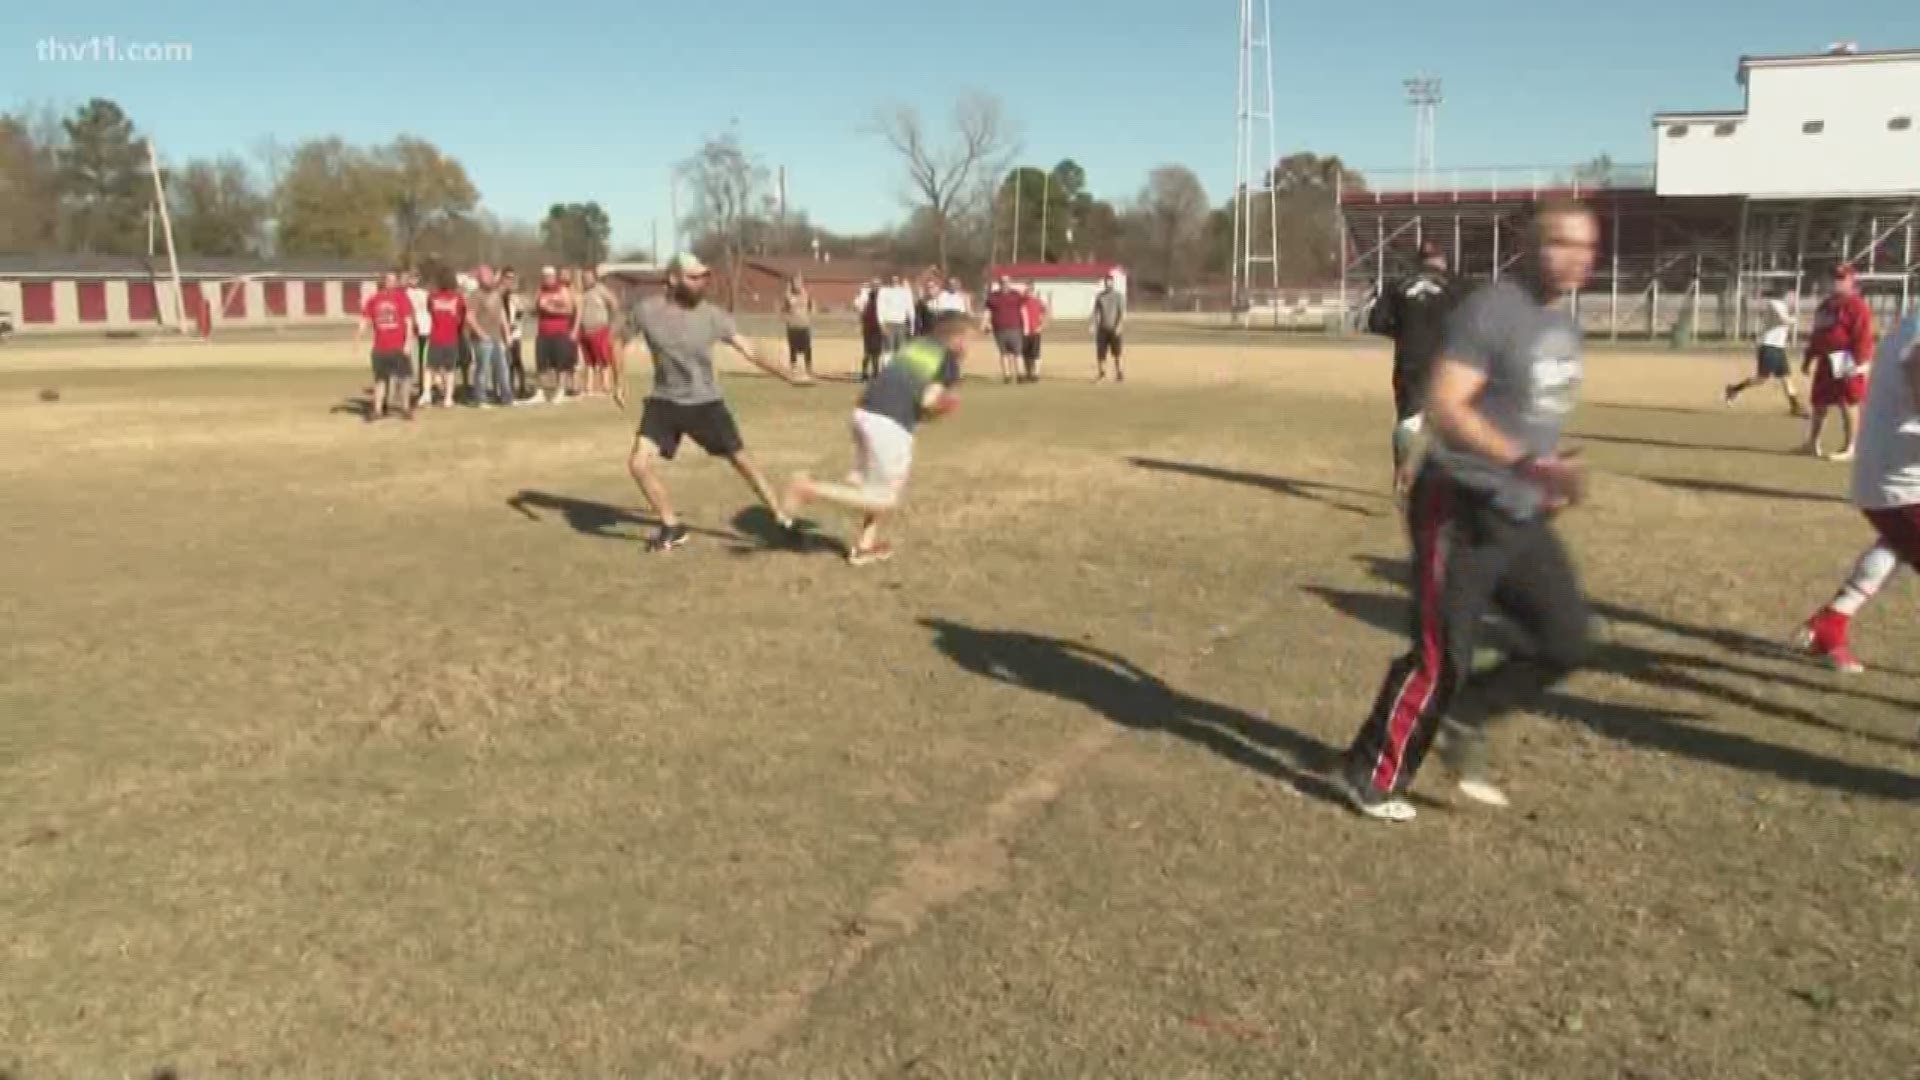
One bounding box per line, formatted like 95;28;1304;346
985;289;1026;333
1023;295;1047;333
363;288;414;353
427;289;467;346
537;284;575;336
1807;292;1876;378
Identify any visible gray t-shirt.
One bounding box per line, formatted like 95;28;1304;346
630;296;737;405
1428;279;1583;519
1092;289;1126;330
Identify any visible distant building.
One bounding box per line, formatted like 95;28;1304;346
717;255;897;314
987;263;1127;322
0;255;379;336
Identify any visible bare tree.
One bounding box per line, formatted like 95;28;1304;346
1128;165;1210;295
678;132;766;308
871;92;1015;272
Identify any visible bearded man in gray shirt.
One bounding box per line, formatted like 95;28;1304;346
1339;200;1599;823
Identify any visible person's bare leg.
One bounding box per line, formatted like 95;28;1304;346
1803;406;1827;456
853;513;882;553
1836;404;1859;459
627;436;677;526
1781;376;1804;415
370;378;387;420
726;451;793;526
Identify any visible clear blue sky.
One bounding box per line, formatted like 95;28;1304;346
6;0;1917;251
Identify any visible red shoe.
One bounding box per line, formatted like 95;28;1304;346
1792;608;1865;674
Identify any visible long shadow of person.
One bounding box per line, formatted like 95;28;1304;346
1303;580;1920;802
330;396;373;419
506;490;733;544
1127;457;1384;518
920;618;1347;805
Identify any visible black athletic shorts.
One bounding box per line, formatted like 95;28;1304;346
787;328;813;364
1023;333;1043;362
1096;327;1123;362
426;343;461;372
371;349;411;382
640;399;744;459
1756;344;1790;379
536;333;577;374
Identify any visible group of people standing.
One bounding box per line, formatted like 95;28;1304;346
358;264;623;420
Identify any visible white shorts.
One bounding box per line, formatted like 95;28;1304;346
850;409;914;506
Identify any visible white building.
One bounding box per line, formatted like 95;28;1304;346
987;263;1126;322
1654;45;1920;199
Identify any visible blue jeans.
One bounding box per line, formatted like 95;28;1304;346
472;338;510;404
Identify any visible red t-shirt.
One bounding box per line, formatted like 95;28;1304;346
537;284;575;336
985;290;1026;332
427;289;468;346
363;288;414;353
1023;295;1047;333
1807;292;1876;381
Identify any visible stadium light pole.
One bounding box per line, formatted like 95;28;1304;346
1404;76;1442;195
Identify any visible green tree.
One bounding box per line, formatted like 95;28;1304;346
380;136;478;261
171;156;268;256
540;201;613;268
274;137;394;260
58;98;150;255
1268;152;1366;284
1126;164;1209;293
994;164;1077;263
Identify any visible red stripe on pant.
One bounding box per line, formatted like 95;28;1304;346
1369;478;1451;793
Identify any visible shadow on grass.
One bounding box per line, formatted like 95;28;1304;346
1306;560;1920;801
506;490;733;544
920;618;1347;805
1568;430;1793;458
1636;474;1844;506
330;396;373;419
1128;456;1384;518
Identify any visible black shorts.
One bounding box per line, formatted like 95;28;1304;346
371;349;411;382
536;333;577;374
1096;327;1124;362
640;399;744;459
1756;344;1790;379
427;343;461;372
1023;334;1043;362
787;328;813;363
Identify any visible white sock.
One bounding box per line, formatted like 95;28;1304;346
1832;543;1899;616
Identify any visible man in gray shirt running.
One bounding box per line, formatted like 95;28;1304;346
1089;275;1127;383
1339;199;1598;823
614;253;812;552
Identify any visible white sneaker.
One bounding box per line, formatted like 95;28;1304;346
1456;777;1511;809
478;402;494;411
1336;772;1417;822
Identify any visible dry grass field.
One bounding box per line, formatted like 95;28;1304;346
2;328;1916;1079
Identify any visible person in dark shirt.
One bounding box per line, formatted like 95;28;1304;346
1370;241;1463;498
859;281;885;381
785;311;973;566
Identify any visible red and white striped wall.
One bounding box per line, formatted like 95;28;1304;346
0;276;376;335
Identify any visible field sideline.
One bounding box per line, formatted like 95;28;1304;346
2;332;1915;1078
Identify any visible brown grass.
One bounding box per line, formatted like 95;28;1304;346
2;331;1916;1079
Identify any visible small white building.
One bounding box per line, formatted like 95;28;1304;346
987;262;1126;321
1654;45;1920;198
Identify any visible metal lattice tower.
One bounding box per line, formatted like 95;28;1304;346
1404;75;1442;193
1232;0;1280;318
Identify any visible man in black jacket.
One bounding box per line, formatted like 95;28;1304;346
1369;241;1463;499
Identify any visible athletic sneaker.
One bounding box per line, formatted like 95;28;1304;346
1334;770;1417;822
646;524;691;553
1438;719;1511;808
1792;608;1865;674
847;541;895;567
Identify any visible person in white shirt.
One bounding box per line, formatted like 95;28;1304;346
1792;311;1920;679
1724;288;1805;415
932;278;968;315
876;275;916;357
404;270;432;403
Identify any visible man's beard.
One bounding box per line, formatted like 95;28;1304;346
672;282;704;305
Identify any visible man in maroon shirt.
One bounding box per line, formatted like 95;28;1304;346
1801;264;1878;460
983;278;1027;384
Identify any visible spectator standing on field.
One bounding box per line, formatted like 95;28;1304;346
1020;283;1048;383
1801;264;1875;460
877;274;917;358
983;277;1026;383
500;267;528;400
1090;274;1127;383
469;267;515;408
533;266;579;404
858;279;885;381
404;270;432;403
933;277;969;315
577;268;619;398
783;275;816;377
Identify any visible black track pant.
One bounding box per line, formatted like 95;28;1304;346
1345;465;1590;796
